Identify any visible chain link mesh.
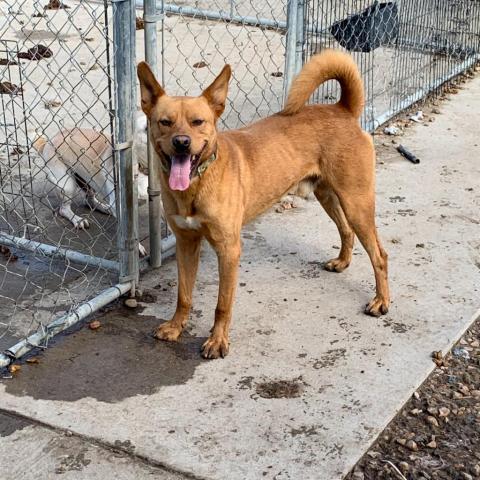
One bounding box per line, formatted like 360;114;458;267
302;0;480;130
0;0;125;351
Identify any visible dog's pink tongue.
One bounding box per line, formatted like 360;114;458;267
169;154;191;191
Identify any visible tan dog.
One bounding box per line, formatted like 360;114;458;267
137;50;390;359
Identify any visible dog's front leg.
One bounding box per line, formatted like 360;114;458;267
202;239;241;359
154;234;201;342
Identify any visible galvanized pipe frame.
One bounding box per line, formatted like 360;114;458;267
0;233;120;272
113;0;140;288
0;282;132;368
143;0;165;268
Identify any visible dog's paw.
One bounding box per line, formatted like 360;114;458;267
323;257;350;273
74;218;90;230
364;296;389;317
154;321;182;342
201;334;229;359
138;243;147;256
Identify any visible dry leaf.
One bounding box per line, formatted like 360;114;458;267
193;61;208;69
26;357;40;364
8;364;21;374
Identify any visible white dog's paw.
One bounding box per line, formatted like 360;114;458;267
73;217;90;230
138;243;147;256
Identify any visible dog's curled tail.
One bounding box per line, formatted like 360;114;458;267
32;136;47;154
282;50;364;118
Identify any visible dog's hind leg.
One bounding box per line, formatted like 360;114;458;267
315;186;354;272
335;190;389;317
85;188;114;215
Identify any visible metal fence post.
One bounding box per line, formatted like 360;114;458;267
283;0;299;101
113;0;139;289
143;0;163;268
295;0;305;75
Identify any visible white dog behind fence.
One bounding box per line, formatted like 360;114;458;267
33;115;155;255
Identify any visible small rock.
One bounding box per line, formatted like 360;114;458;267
472;464;480;476
124;298;138;308
453;391;463;399
453;347;470;360
411;408;422;416
406;440;418;451
426;415;439;427
471;340;479;348
427;407;437;415
352;467;364;480
413;391;420;400
399;461;409;472
26;357;40;364
432;107;441;114
367;450;381;459
458;384;470;395
461;473;473;480
439;407;450;417
427;439;437;449
471;390;480;398
396;438;407;446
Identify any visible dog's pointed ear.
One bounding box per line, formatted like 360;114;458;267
137;61;165;116
201;65;231;118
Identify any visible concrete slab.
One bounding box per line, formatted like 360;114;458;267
0;412;187;479
0;76;479;479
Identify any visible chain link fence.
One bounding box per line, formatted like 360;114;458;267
1;0;479;367
300;0;480;130
0;0;141;366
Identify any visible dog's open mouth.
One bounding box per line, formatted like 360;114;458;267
168;154;199;191
168;143;207;191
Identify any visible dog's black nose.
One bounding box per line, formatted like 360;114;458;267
172;135;191;152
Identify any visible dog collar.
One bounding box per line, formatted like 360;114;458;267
159;151;217;178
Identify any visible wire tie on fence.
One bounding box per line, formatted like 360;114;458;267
147;187;161;197
113;140;133;152
143;13;164;23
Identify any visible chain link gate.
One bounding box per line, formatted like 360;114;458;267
0;0;141;368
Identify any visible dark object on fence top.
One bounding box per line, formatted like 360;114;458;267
330;2;399;53
397;144;420;164
17;44;53;61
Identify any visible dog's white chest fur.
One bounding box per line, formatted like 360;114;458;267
171;215;202;231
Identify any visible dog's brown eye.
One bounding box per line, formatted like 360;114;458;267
192;119;204;127
160;119;172;127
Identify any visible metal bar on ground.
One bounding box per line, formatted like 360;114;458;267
143;0;163;268
0;233;119;272
113;0;139;286
0;282;132;368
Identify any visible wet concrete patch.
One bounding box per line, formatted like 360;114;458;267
3;306;206;403
255;379;305;399
0;412;31;437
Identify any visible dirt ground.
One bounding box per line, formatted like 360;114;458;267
346;318;480;480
